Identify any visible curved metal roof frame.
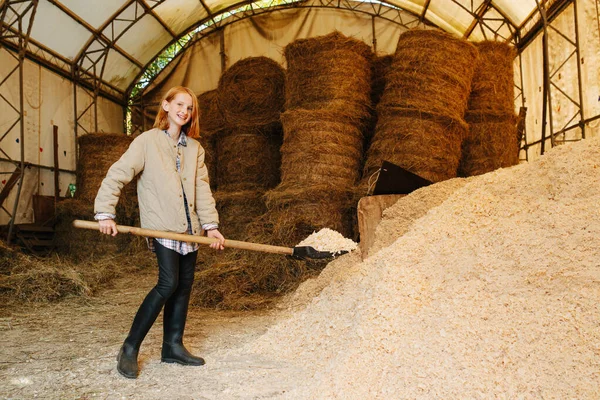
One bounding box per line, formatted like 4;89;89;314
128;0;574;103
124;0;534;101
1;0;568;105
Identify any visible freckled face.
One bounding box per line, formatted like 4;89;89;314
163;92;193;129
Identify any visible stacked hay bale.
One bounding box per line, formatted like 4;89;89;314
273;31;373;243
370;54;394;110
459;41;519;176
363;54;394;174
193;57;286;309
363;29;478;187
213;122;282;238
197;89;225;189
211;56;285;240
192;34;373;310
55;133;139;261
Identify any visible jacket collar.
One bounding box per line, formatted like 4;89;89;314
164;129;188;147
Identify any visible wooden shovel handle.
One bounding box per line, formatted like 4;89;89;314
72;220;293;256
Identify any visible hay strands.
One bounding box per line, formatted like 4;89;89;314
72;220;347;260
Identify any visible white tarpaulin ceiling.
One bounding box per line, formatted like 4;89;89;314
1;0;549;101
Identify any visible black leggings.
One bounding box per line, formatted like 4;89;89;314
153;239;198;299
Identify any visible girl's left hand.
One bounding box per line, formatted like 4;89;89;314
207;229;225;250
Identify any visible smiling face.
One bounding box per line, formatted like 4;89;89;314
162;92;193;131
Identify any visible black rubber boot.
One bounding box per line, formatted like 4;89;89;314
161;291;205;366
117;288;166;378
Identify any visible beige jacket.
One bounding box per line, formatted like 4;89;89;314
94;128;218;235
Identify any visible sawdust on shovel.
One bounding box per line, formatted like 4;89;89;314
1;137;599;399
296;228;358;255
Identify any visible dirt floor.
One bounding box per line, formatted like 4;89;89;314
0;269;307;399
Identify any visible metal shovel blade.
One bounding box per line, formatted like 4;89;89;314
291;246;349;260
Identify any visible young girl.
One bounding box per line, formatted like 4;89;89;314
94;86;225;379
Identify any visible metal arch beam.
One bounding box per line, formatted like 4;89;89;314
127;0;431;100
72;0;135;65
198;0;219;26
464;5;517;43
138;0;178;38
516;0;572;50
420;0;431;22
47;0;143;70
463;0;493;39
70;0;176;144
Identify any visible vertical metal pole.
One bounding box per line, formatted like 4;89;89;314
73;71;79;176
8;33;26;241
142;104;147;132
372;16;377;54
219;29;226;74
53;125;59;203
7;0;38;243
518;51;529;161
573;0;586;138
94;91;98;133
536;0;554;154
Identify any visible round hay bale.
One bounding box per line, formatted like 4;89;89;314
215;124;282;191
366;54;395;143
458;111;519;177
379;29;478;122
363;107;467;183
265;185;355;244
217;57;285;127
192;195;339;310
191;249;320;310
198;89;225;135
192;185;355;310
199;129;219;190
284;31;373;65
75;133;137;215
284;31;373;118
213;189;268;240
371;54;394;106
279;109;364;188
54;199;136;262
469;41;517;114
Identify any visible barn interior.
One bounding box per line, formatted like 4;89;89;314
1;0;599;398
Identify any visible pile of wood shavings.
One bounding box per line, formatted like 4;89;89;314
247;137;600;398
296;228;358;254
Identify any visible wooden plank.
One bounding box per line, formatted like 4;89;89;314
0;166;22;206
357;195;405;260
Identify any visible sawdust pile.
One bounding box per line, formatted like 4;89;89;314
248;137;600;398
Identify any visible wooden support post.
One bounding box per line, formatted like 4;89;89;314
53;125;59;204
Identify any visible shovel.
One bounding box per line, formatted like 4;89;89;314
72;220;347;260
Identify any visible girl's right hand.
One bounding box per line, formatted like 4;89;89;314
99;219;118;236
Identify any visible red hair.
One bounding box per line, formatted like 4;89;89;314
153;86;200;139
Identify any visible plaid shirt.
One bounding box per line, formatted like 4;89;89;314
96;130;217;256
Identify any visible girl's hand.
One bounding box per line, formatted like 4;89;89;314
207;229;225;250
99;219;118;236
